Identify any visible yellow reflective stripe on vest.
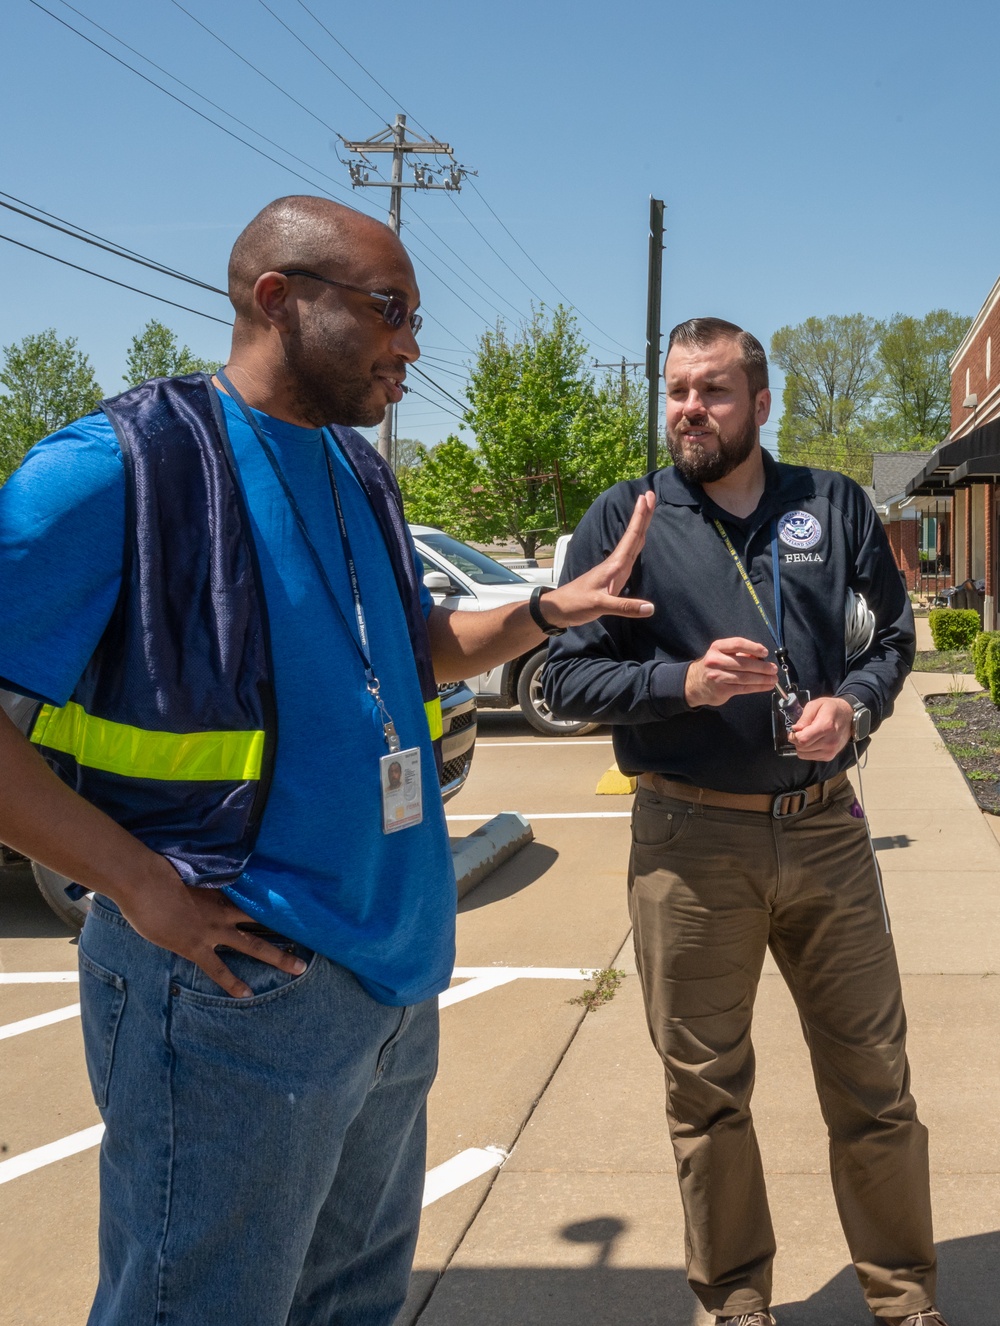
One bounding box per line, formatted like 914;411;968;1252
424;697;443;742
29;701;264;782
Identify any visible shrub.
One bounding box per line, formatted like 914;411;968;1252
928;608;981;651
972;631;993;688
973;631;1000;706
987;636;1000;708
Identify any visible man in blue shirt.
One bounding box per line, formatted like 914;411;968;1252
0;195;655;1326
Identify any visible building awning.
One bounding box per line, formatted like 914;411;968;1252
905;420;1000;496
947;454;1000;485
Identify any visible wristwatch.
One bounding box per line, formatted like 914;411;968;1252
528;586;567;637
841;693;871;742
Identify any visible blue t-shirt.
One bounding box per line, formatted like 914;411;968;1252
0;390;455;1006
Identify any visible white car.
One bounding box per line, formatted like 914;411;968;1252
410;526;593;737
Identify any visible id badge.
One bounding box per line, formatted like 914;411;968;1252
772;688;810;757
380;746;423;833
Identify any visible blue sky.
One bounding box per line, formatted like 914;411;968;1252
2;0;998;456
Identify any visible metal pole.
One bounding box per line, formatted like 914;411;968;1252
645;198;665;473
377;114;407;462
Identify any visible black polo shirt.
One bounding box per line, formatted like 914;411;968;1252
543;451;914;794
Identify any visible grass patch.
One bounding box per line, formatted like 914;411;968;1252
912;649;974;673
924;690;1000;813
570;967;625;1011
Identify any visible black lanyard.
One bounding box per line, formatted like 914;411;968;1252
712;517;787;658
216;371;400;752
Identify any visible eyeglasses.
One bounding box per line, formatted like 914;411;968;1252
278;269;422;335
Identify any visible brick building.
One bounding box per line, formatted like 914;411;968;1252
907;273;1000;624
872;452;949;593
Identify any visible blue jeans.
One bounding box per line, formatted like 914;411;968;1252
79;896;439;1326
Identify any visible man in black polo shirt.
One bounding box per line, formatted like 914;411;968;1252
543;318;945;1326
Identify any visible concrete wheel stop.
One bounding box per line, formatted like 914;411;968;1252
450;812;533;899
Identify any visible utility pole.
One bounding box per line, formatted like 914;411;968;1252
593;357;643;401
342;113;469;463
645;198;665;473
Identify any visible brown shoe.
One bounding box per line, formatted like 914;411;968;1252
876;1312;949;1326
716;1315;777;1326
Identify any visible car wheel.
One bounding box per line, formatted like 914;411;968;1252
516;647;598;737
31;861;90;932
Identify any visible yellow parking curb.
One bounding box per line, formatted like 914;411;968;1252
595;765;637;795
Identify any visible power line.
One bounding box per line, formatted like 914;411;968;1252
166;0;342;137
0;232;231;324
404;232;503;324
31;2;508;349
407;208;527;323
412;358;469;382
256;0;387;123
410;365;468;412
289;0;439;141
262;2;636;357
167;0;525;331
0;194;227;295
417;313;474;354
0;189;222;290
467;179;639;357
405;386;465;422
29;1;364;210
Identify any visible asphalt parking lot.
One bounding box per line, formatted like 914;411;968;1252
0;713;637;1326
8;684;1000;1326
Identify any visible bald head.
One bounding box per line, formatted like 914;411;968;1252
227;196;397;323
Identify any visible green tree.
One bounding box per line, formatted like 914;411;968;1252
876;309;970;446
771;314;882;469
124;319;217;386
570;370;651;496
397;436;493;544
463;307;591;557
399;311;654;553
0;329;102;483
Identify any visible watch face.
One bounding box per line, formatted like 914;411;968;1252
853;707;871;742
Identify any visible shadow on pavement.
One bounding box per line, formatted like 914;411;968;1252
0;861;76;939
408;1228;1000;1325
457;841;559;912
768;1229;1000;1324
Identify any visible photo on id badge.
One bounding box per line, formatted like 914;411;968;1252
380;747;423;833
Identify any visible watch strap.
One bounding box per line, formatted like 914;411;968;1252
529;585;566;637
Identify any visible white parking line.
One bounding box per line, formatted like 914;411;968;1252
475;740;613;747
0;1124;105;1185
422;1146;507;1207
0;1124;509;1201
447;811;631;821
440;966;598;1009
0;972;79;983
451;966;598;979
439;972;519;1009
0;1003;80;1040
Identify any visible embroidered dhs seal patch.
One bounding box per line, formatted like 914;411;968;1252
777;510;823;551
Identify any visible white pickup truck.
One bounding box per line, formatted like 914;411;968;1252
410;526;591;738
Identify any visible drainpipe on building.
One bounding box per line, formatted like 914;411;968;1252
985;482;996;631
964;488;973;583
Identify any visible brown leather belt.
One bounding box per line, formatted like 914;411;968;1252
636;771;848;820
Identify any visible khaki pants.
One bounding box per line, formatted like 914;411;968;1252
628;777;936;1319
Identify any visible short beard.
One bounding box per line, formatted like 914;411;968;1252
282;327;385;429
667;406;758;484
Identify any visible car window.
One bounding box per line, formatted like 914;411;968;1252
418;533;527;586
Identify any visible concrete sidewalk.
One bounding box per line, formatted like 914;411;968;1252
415;679;1000;1325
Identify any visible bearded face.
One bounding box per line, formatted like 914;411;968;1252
666;398;759;484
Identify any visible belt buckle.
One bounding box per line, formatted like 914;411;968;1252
771;789;808;820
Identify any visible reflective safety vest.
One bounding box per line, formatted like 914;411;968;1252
28;374;443;887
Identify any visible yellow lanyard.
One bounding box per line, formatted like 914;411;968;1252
712;518;783;652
